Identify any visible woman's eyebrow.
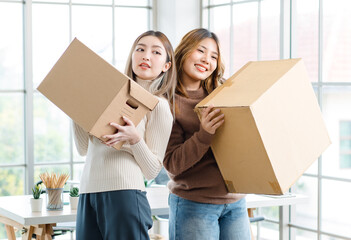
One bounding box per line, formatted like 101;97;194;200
136;43;165;51
199;45;218;56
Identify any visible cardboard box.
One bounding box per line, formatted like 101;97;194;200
37;38;159;149
195;59;330;195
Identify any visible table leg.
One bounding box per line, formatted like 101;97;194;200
248;208;255;218
0;215;56;240
35;224;54;240
5;225;16;240
44;224;54;240
22;226;35;240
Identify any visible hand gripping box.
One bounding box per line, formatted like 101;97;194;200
37;38;159;149
195;59;331;195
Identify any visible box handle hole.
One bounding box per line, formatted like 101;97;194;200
126;99;138;110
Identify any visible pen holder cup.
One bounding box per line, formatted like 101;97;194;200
46;188;64;211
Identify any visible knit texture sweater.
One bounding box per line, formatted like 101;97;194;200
163;87;245;204
73;79;173;194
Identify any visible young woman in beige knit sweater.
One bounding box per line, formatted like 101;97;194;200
164;28;251;240
73;31;176;240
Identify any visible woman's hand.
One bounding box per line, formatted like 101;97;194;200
102;116;141;146
200;105;224;134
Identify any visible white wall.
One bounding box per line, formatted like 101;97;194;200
156;0;201;48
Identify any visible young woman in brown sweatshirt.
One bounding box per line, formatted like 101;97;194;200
163;28;251;240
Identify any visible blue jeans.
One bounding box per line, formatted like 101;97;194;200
169;194;251;240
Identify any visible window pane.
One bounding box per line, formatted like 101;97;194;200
321;179;351;237
0;94;24;165
260;222;279;240
294;0;319;82
323;0;351;83
0;167;24;196
114;7;149;71
295;230;317;240
261;206;279;222
304;86;319;174
116;0;149;6
291;176;318;230
304;160;318;175
233;2;258;73
321;86;351;179
321;235;348;240
209;6;230;78
33;0;68;2
34;93;70;164
202;7;209;28
32;3;69;89
340;121;351;168
0;2;23;90
209;0;230;5
260;0;280;61
34;165;70;184
72;5;113;63
73;0;111;4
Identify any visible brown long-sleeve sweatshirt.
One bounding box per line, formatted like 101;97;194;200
163;87;245;204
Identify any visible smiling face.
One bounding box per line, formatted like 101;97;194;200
131;35;171;81
181;37;218;90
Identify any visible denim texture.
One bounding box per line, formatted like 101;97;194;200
168;193;251;240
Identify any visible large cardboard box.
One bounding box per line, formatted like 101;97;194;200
195;59;330;195
37;38;159;149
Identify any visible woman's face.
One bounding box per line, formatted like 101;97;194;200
132;35;171;81
182;37;218;83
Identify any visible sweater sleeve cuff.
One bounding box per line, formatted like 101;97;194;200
197;125;214;145
129;138;147;155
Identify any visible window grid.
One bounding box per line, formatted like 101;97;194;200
0;0;152;196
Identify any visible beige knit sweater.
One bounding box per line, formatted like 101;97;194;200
73;79;173;194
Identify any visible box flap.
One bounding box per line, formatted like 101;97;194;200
129;80;159;110
196;59;301;108
196;61;251;109
37;38;128;131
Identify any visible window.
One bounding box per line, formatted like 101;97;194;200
203;0;351;239
0;0;152;238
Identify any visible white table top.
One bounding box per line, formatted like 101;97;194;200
0;186;307;226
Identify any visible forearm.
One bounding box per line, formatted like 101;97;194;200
130;139;163;180
131;98;173;180
163;125;213;176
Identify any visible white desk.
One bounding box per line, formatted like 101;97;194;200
0;187;307;240
146;186;308;215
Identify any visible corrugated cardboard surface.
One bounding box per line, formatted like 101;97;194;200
195;59;331;195
38;38;158;149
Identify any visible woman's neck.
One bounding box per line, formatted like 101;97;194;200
182;76;201;91
135;75;163;93
135;77;153;90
